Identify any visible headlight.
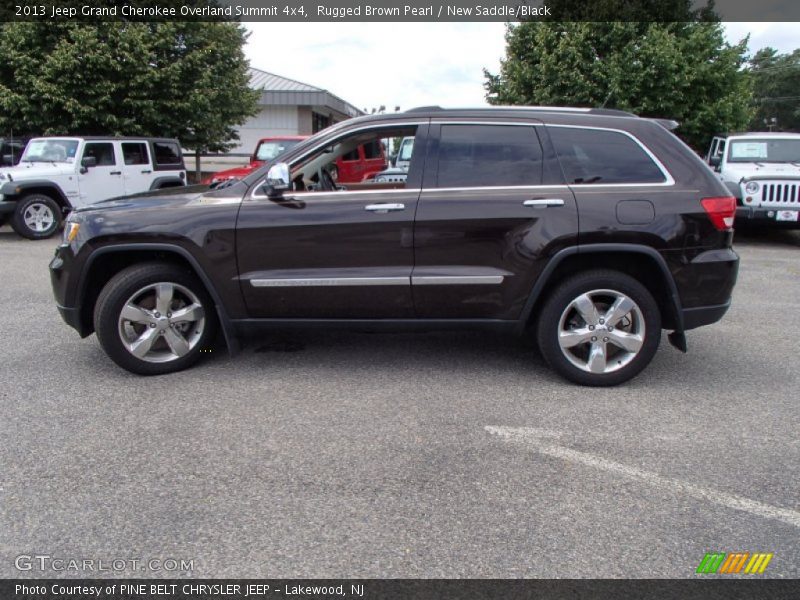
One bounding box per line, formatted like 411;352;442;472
63;221;80;244
744;181;760;194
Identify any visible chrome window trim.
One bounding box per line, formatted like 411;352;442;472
421;184;569;193
545;123;675;187
249;120;427;200
251;187;421;200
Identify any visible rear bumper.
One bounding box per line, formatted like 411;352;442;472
682;301;731;330
736;206;800;228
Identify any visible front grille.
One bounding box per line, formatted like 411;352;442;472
760;182;799;205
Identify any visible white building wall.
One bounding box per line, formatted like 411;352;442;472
232;106;300;154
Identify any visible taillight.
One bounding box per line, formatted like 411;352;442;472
701;196;736;231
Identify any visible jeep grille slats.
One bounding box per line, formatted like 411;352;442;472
760;183;799;206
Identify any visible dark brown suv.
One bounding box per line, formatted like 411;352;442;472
50;107;739;385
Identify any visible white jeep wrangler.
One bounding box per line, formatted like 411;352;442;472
0;137;186;239
706;132;800;228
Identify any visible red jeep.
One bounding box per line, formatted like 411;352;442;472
202;136;306;185
202;136;387;185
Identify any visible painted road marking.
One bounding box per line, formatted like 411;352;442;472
485;426;800;529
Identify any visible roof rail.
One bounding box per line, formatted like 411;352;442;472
405;106;444;113
649;118;680;131
404;105;638;117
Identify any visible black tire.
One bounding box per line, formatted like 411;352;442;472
94;262;218;375
11;194;62;239
536;269;661;386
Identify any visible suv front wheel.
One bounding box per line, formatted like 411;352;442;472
94;263;218;375
11;194;62;239
537;270;661;386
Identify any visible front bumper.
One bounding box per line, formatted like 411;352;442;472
0;200;16;215
736;206;800;228
50;244;92;337
55;303;87;335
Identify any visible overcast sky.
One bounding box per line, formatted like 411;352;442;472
244;22;798;113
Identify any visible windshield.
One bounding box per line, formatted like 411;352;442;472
727;138;800;163
398;138;414;161
255;140;302;162
21;139;79;164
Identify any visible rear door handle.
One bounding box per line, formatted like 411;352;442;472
141;169;152;174
365;203;405;212
523;198;564;208
110;171;122;175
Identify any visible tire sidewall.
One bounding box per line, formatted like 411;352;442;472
12;194;62;240
94;264;218;375
537;271;662;387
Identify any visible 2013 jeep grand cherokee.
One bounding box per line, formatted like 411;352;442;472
50;107;739;386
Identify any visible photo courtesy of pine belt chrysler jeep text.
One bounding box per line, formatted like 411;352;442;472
49;107;740;386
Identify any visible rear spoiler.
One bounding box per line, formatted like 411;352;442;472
649;118;680;131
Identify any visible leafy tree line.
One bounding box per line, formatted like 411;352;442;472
748;47;800;132
483;0;798;150
0;22;259;176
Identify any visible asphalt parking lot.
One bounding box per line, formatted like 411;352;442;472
0;225;798;579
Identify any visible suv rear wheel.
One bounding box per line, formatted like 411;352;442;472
94;263;218;375
11;194;62;239
537;270;661;386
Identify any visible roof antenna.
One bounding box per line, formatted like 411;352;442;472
600;90;613;109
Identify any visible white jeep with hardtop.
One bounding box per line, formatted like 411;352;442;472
706;132;800;228
0;137;186;239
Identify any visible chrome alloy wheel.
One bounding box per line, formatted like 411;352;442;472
23;202;55;232
557;289;645;374
117;282;206;363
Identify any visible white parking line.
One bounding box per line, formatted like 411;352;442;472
485;426;800;529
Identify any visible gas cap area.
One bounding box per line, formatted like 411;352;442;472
616;199;655;225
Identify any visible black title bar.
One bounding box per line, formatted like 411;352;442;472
3;579;800;600
2;0;799;22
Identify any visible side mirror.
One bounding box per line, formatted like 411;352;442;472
80;156;97;174
709;156;721;169
264;162;290;198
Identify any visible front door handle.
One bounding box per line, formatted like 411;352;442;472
110;171;122;175
523;198;564;208
365;203;405;212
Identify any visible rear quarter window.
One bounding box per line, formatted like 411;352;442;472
152;142;183;167
549;127;666;185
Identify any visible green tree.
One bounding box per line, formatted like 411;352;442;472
748;47;800;132
484;17;753;149
0;22;259;177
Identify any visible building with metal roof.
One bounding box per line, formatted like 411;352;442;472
233;68;363;154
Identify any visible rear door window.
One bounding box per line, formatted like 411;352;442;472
122;142;150;165
548;127;666;184
435;124;544;188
